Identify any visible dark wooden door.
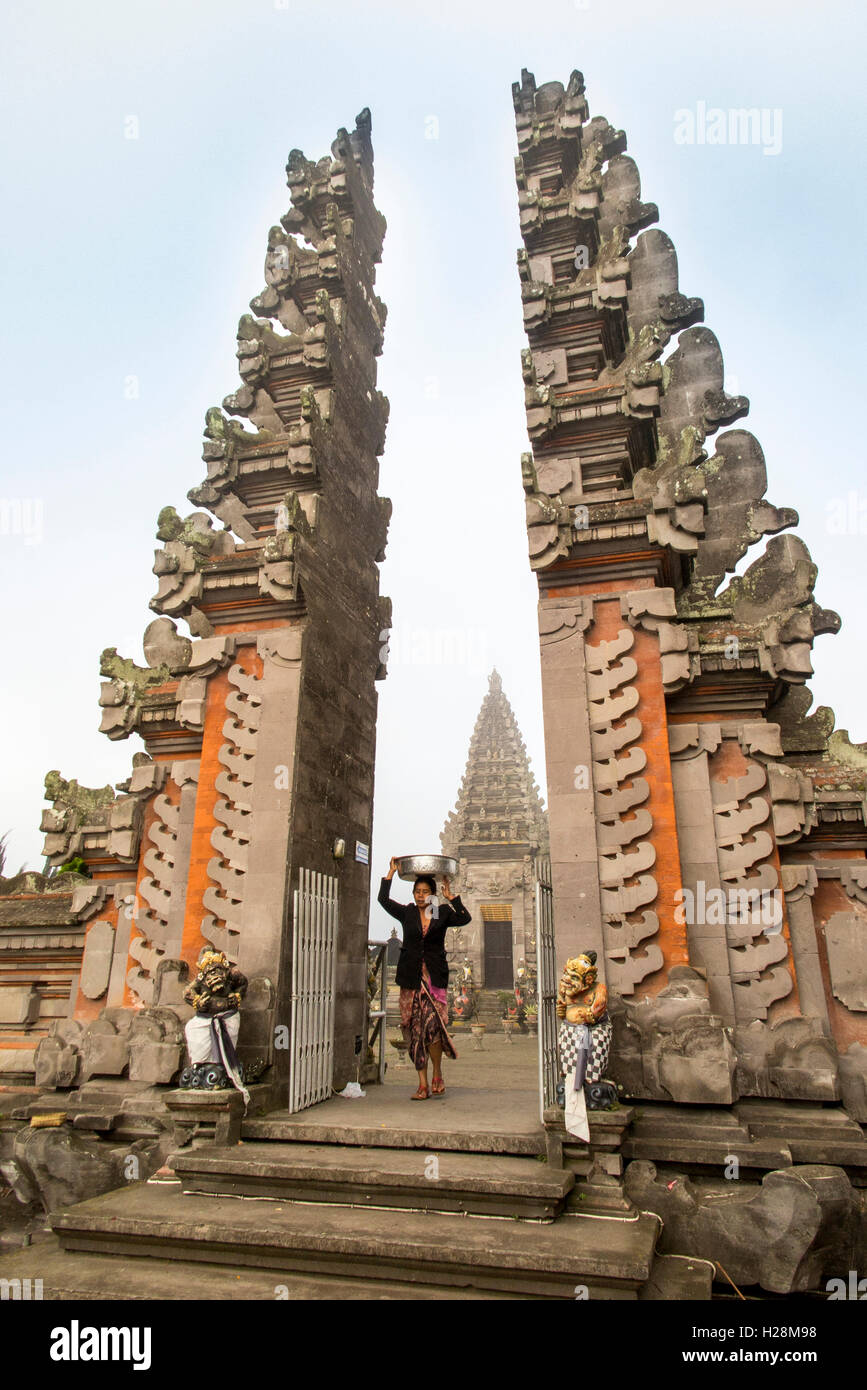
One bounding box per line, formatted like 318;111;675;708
484;921;513;989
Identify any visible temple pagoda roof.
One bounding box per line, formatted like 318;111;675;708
441;670;548;859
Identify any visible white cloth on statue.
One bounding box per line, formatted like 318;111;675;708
564;1066;590;1141
184;1010;249;1106
562;1021;592;1141
185;1010;240;1063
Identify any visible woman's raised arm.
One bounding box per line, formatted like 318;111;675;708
441;878;471;926
378;865;404;920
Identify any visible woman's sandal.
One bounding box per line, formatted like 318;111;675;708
411;1085;429;1101
431;1076;445;1096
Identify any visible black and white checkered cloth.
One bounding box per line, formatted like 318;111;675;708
558;1016;612;1084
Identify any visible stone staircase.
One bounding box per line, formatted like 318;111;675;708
471;990;520;1029
5;1103;713;1300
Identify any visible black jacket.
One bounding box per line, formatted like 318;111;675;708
377;877;471;989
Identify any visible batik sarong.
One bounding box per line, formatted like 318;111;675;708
399;967;458;1070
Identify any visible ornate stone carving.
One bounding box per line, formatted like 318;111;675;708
608;967;736;1104
150;508;235;618
201;662;262;961
838;864;867;906
70;882;108;922
513;66;867;1125
40;772;117;865
668;722;722;760
766;762;816;843
684;431;798;605
725;534;841;686
736;1017;839;1102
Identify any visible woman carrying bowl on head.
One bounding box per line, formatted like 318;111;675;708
378;857;472;1100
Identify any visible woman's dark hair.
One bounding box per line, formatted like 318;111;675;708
414;875;436;894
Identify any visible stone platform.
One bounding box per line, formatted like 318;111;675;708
242;1089;544;1154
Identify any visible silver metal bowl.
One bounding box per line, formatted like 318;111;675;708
396;854;458;882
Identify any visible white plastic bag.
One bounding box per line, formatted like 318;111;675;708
337;1081;366;1099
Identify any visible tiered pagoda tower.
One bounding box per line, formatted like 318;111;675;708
514;69;867;1117
441;671;548;988
0;111;391;1100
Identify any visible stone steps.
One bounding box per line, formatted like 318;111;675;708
0;1236;525;1300
51;1181;669;1299
242;1112;544;1155
172;1141;573;1219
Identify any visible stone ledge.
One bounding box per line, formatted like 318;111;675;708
242;1115;545;1155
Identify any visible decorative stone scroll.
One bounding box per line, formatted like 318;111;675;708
127;792;182;1005
586;625;662;994
201;662;262;962
711;755;791;1020
620;588;695;693
538;597;593;646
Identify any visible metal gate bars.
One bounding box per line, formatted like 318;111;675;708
289;867;338;1113
534;853;558;1116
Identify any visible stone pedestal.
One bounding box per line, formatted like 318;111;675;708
544;1104;635;1213
165;1089;245;1146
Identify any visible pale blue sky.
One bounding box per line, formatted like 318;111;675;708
1;1;865;938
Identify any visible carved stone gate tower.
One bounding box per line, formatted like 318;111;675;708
514;69;867;1117
0;111;391;1099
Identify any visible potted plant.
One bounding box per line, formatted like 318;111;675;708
497;991;513;1019
525;1004;538;1035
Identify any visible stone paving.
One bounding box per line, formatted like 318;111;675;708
241;1031;544;1148
384;1027;539;1092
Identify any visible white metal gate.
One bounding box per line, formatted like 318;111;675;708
289;867;338;1113
535;853;558;1117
